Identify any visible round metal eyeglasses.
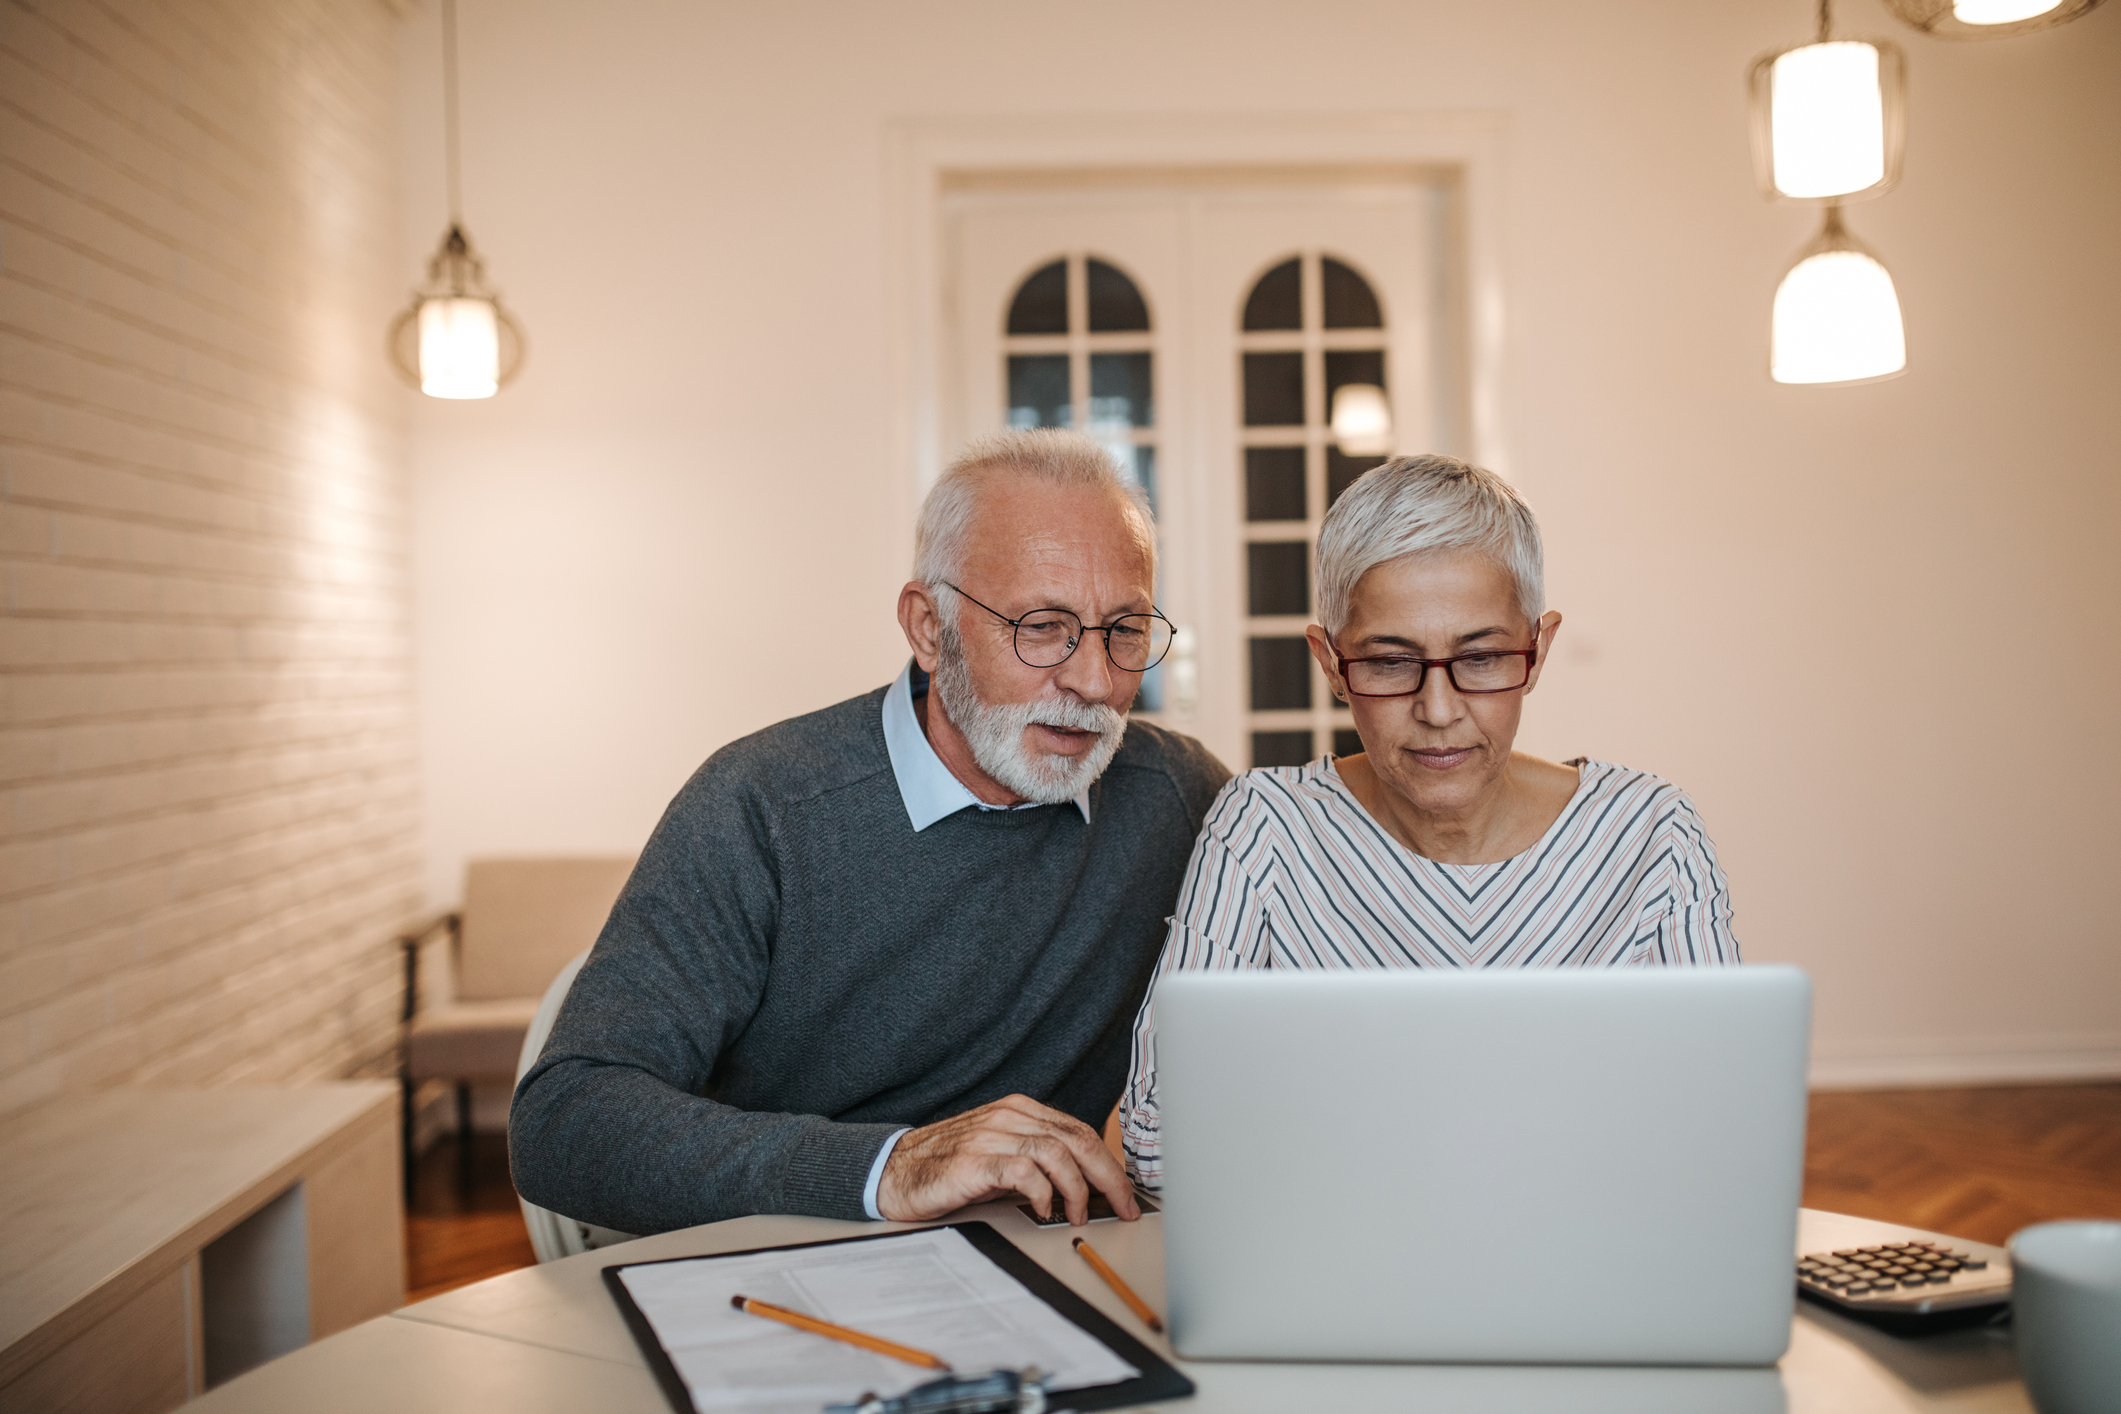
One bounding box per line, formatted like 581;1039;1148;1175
945;583;1176;673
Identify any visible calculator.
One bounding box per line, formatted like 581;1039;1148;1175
1795;1234;2010;1327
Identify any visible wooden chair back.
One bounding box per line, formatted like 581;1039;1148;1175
456;857;635;1001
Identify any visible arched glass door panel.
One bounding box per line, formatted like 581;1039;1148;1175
1000;252;1163;708
1238;251;1390;768
1002;253;1156;506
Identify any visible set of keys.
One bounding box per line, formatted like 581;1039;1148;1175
824;1367;1048;1414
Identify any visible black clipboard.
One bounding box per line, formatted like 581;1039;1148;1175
603;1221;1194;1413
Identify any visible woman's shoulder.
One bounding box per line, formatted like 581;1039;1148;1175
1201;758;1348;835
1566;759;1716;837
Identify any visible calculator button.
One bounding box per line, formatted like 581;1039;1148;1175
1962;1258;1988;1270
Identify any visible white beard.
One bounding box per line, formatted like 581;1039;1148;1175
931;638;1128;805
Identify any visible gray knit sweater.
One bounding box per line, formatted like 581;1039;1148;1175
509;683;1228;1234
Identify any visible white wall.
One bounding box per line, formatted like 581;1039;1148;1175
400;0;2121;1085
1;0;418;1114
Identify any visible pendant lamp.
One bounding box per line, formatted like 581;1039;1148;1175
1883;0;2104;37
387;0;524;399
1748;2;1906;202
1770;204;1907;386
1329;385;1393;457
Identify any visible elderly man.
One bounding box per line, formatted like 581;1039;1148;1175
511;430;1228;1235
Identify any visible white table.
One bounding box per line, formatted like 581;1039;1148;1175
187;1205;2031;1413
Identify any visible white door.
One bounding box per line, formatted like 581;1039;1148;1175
945;177;1444;770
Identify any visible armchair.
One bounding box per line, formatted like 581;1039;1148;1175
398;856;635;1190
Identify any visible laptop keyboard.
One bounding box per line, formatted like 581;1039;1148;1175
1796;1241;1991;1301
1016;1190;1159;1227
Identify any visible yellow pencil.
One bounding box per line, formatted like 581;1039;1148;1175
729;1295;952;1371
1072;1237;1165;1334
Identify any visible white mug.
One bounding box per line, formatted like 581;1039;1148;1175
2009;1221;2121;1414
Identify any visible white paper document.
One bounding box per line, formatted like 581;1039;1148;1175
616;1227;1140;1414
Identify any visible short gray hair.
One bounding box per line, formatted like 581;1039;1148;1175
1315;454;1544;635
913;430;1155;593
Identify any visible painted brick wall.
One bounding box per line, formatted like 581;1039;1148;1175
0;0;420;1116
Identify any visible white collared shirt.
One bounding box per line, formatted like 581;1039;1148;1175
880;660;1092;831
859;660;1093;1216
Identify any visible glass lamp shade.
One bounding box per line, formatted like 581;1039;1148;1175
1883;0;2102;36
387;224;526;398
417;297;500;399
1746;39;1906;202
1329;384;1393;456
1771;207;1906;386
1954;0;2062;18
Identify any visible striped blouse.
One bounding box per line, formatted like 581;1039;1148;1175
1119;756;1740;1190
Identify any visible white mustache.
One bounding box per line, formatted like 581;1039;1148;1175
1021;698;1126;733
932;645;1127;804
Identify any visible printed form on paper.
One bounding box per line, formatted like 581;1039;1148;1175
615;1227;1139;1414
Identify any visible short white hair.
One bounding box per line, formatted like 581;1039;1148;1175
913;431;1155;596
1315;454;1544;635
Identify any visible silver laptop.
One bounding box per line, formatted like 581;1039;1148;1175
1154;965;1811;1365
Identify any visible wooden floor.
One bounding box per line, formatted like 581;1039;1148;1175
404;1083;2121;1303
405;1133;536;1303
1801;1081;2121;1246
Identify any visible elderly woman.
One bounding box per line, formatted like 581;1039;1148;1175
1117;454;1739;1190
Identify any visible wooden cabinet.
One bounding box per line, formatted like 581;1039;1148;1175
0;1085;403;1412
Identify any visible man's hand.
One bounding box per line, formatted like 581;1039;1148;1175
875;1094;1141;1226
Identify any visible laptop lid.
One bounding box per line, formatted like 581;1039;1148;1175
1155;965;1811;1365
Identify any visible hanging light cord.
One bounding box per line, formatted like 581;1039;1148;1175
1818;0;1833;40
442;0;463;226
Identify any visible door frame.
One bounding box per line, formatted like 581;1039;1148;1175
884;110;1512;502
